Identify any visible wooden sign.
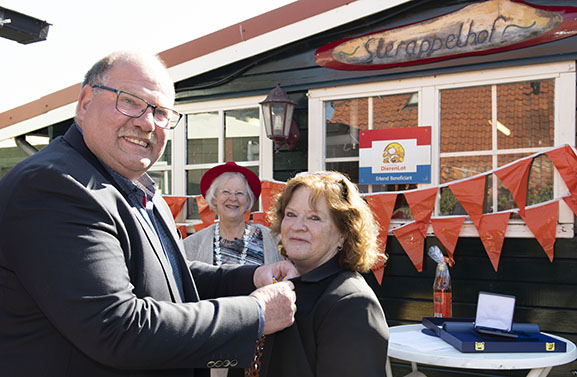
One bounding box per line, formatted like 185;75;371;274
315;0;577;70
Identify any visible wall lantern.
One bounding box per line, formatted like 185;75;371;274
260;83;300;153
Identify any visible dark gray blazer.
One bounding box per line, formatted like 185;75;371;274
0;125;260;377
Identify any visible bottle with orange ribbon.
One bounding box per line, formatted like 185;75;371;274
429;245;452;318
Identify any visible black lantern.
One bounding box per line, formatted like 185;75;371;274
260;83;300;153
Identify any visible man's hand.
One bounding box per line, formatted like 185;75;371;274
253;260;298;288
250;281;296;335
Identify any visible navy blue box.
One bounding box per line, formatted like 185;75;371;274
422;317;567;353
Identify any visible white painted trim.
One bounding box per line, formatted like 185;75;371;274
0;102;77;141
168;0;412;82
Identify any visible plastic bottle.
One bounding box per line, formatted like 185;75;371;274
433;261;452;318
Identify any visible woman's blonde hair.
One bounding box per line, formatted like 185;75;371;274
268;171;386;273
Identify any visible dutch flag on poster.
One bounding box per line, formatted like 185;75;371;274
358;127;431;185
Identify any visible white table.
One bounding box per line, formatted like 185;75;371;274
386;324;577;377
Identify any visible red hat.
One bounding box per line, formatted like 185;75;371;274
200;161;262;200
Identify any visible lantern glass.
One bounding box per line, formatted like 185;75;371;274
261;102;273;138
260;83;296;143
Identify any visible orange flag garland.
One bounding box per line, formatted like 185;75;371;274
404;187;437;237
520;202;558;262
180;144;576;270
477;212;511;272
494;157;533;217
392;221;426;272
430;216;466;261
449;175;486;228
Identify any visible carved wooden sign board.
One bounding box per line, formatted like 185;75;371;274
315;0;577;70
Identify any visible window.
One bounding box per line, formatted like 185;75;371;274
170;96;274;222
439;80;555;220
308;62;576;237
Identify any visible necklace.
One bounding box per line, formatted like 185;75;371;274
214;223;252;266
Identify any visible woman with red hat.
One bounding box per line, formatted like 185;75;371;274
184;162;283;269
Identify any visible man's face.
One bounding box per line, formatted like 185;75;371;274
76;59;174;181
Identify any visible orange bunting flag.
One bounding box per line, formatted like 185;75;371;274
404;187;437;237
163;196;188;219
251;212;269;226
562;192;577;217
365;192;398;251
177;225;188;239
477;212;510;272
520;202;558;262
195;196;216;225
392;221;425;272
430;216;466;261
494;157;533;216
449;175;486;228
546;145;577;195
261;180;286;214
371;255;387;286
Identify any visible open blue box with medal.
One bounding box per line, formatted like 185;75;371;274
422;292;567;353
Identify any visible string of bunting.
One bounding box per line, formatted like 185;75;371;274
163;144;577;284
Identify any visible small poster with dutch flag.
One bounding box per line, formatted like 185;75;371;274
359;126;431;185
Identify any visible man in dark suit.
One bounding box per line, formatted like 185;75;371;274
0;51;297;377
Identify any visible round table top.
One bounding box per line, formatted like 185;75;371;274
388;324;577;370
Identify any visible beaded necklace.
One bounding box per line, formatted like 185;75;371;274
213;223;252;266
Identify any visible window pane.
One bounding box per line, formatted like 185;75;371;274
225;109;260;162
187;112;219;164
497;80;554;149
149;170;172;195
326;161;360;186
186;169;209;220
496;154;554;220
373;92;418;129
325;98;367;158
157;139;171;165
441;86;492;153
439;156;491;216
186;169;209;196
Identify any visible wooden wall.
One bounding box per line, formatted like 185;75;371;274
364;236;577;376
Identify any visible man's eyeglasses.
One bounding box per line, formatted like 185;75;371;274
91;84;183;130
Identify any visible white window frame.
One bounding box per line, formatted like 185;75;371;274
308;61;576;238
171;95;274;196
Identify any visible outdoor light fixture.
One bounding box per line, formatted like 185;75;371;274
260;83;300;153
0;6;51;44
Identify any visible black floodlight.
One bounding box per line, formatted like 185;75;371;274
0;6;51;44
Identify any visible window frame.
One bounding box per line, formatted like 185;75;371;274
308;61;576;238
172;95;274;196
